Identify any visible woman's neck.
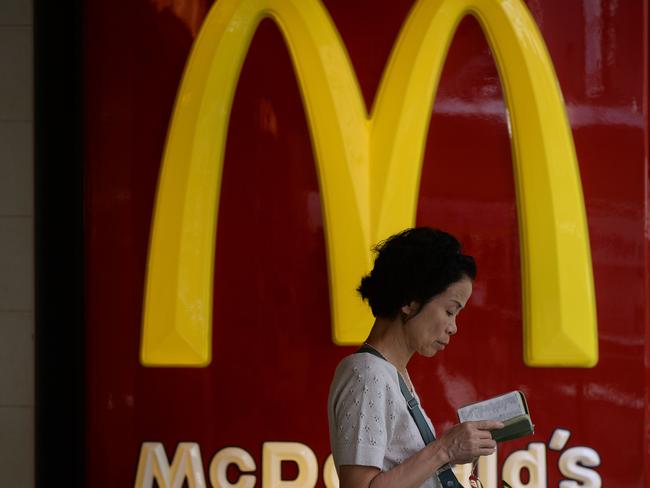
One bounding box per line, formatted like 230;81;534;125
365;316;413;373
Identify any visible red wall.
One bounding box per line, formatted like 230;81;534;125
84;0;649;486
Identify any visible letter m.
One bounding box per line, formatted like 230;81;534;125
140;0;598;367
134;443;206;488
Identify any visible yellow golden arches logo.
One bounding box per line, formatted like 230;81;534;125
141;0;598;368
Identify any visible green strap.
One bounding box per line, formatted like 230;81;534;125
357;345;462;488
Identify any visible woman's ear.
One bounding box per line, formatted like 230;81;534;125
400;302;413;316
400;301;420;321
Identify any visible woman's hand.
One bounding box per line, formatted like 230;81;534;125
437;420;504;465
336;421;503;488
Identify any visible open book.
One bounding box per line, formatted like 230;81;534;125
457;391;534;442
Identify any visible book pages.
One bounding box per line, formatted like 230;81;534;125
458;391;525;423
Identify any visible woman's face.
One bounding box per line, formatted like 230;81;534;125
402;276;473;357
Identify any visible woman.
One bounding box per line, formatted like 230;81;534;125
328;227;502;488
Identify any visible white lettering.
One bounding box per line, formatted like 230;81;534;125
502;442;546;488
262;442;318;487
133;432;603;487
453;452;497;488
549;428;571;451
209;447;256;488
134;442;206;488
558;447;601;488
479;451;499;488
323;454;339;488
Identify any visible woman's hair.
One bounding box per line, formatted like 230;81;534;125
357;227;476;318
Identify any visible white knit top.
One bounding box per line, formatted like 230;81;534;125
328;352;441;487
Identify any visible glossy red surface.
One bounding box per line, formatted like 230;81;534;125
84;0;648;486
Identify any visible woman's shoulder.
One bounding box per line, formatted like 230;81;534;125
332;352;398;385
328;352;402;416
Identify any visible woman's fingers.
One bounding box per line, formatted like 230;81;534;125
479;446;497;457
476;429;495;439
473;420;505;431
439;421;502;465
478;438;497;449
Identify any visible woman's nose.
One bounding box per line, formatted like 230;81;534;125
447;319;458;335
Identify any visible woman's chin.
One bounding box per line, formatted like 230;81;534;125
420;348;439;358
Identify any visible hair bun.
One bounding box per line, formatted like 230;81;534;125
356;227;475;318
357;275;374;300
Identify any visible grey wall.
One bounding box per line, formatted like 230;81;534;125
0;0;34;486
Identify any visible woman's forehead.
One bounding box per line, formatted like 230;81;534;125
443;278;473;304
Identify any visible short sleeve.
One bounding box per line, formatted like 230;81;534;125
328;355;400;470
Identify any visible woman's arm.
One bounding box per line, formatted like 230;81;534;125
338;420;503;488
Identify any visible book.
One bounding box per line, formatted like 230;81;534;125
457;391;534;442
